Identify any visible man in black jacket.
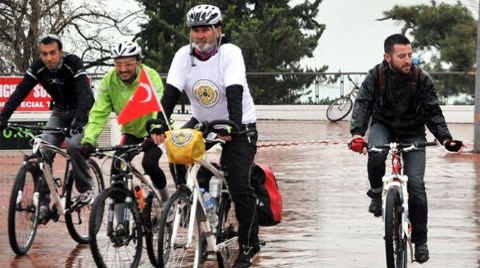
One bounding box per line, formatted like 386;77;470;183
349;33;465;263
0;34;95;223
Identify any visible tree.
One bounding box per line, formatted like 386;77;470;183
378;0;476;98
137;0;326;104
0;0;145;73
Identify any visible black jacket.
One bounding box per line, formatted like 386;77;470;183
350;61;452;142
0;53;94;126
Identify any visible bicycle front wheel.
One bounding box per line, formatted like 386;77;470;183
65;159;104;244
89;186;143;268
144;191;163;266
216;192;239;268
157;189;203;268
8;162;40;255
384;187;407;268
326;96;353;122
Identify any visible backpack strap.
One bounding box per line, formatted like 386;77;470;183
410;65;420;97
376;64;386;106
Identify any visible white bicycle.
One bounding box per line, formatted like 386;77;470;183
157;120;255;267
370;141;437;268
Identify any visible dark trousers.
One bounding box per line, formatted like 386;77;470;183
367;123;428;244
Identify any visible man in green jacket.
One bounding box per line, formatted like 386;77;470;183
79;41;169;202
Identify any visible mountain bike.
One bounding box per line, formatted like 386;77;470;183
326;75;359;122
6;123;104;255
369;141;437;268
157;120;251;268
88;143;167;267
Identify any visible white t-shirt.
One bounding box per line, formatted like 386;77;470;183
167;43;256;124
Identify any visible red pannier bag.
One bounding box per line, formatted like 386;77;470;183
250;164;283;226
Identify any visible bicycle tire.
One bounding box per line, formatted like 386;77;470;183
157;189;203;268
89;186;143;268
326;96;353;122
384;187;407;268
216;192;239;268
144;192;163;267
65;159;104;244
8;162;40;255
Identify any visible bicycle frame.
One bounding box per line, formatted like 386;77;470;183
15;126;76;216
92;144;165;210
176;159;232;253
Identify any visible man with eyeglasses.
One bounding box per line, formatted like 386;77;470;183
0;34;95;224
78;41;170;205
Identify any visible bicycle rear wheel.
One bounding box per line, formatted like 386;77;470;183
89;186;143;268
216;192;239;268
144;192;163;267
384;187;407;268
8;162;40;255
326;96;353;122
157;189;203;268
65;159;104;244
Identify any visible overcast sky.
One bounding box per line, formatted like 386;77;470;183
305;0;475;73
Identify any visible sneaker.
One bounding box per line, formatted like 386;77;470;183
415;243;430;263
368;197;382;217
78;189;94;204
38;204;51;224
233;245;260;268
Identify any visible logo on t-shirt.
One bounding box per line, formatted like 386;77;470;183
192;79;219;108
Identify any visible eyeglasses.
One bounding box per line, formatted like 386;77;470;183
114;61;138;69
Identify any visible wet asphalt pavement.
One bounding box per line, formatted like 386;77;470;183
0;120;479;267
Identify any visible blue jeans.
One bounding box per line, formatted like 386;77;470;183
41;108;93;200
367;123;428;244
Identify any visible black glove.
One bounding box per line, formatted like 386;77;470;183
217;125;234;137
67;119;85;138
444;139;463;152
0;119;8;132
145;119;167;135
80;143;95;159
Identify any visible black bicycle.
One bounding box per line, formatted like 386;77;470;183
88;143;166;267
326;76;359;122
7;123;104;255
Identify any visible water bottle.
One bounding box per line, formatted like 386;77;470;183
209;176;222;198
200;188;218;230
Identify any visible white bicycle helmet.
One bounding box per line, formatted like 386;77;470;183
187;5;222;27
111;41;142;59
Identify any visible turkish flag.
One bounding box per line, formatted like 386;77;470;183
117;68;162;125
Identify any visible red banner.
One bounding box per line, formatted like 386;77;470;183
0;76;51;112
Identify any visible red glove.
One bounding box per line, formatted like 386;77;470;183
348;137;367;152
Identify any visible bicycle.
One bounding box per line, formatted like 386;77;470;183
369;140;437;268
326;75;359;122
87;143;167;267
6;123;104;255
157;120;250;268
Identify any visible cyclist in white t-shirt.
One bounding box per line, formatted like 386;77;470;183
147;4;260;268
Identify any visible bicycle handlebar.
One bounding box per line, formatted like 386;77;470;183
197;119;257;137
369;140;438;153
7;123;82;137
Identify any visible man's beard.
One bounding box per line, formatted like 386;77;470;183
194;42;215;53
